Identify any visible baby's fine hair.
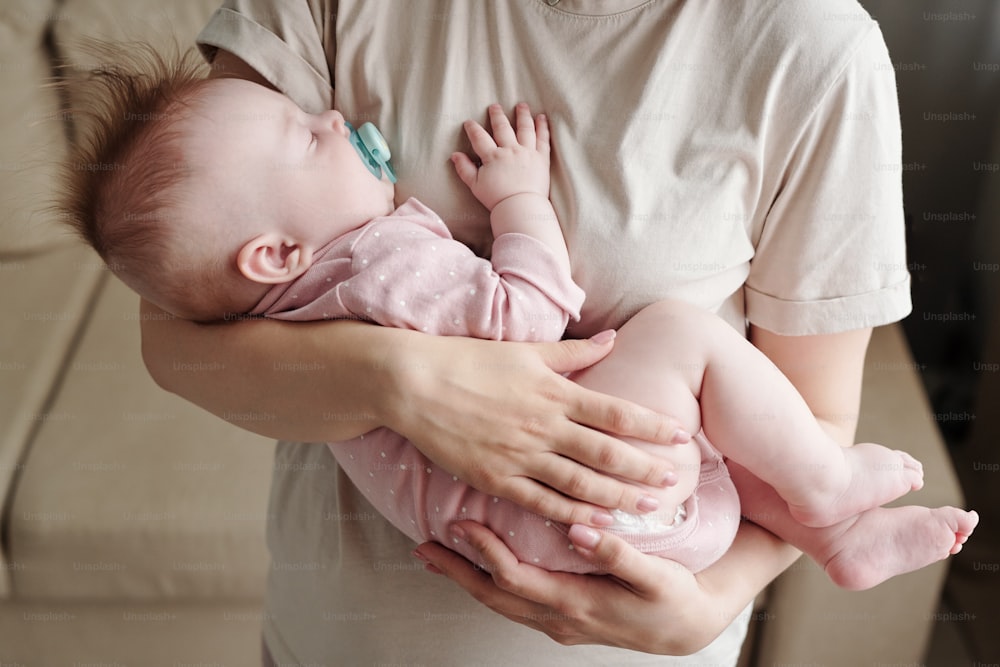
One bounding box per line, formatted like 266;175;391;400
59;41;216;318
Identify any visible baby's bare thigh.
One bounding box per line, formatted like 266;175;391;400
569;300;709;506
570;300;706;436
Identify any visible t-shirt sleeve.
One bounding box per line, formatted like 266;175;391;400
195;0;336;114
745;23;912;335
340;223;585;342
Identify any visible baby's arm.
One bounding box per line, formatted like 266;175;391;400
451;103;570;276
334;103;580;342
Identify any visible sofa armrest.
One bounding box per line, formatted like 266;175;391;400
7;275;275;602
0;247;104;598
744;323;963;665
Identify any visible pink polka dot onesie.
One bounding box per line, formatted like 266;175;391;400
251;197;740;573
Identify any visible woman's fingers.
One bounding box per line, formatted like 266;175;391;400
526;430;676;514
536;335;690;445
489;475;617;527
427;521;579;608
417;519;741;655
413;527;593;647
412;533;559;629
566;524;669;596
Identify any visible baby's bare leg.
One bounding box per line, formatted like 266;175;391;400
599;300;923;528
729;462;979;590
569;309;705;523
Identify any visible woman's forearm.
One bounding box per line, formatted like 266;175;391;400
139;297;402;442
697;520;802;625
139;297;688;524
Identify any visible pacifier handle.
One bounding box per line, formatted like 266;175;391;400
347;121;398;183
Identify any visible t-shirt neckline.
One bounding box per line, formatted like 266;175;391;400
537;0;656;18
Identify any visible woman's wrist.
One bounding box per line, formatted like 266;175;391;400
361;325;429;431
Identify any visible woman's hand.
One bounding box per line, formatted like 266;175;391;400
141;295;683;524
377;330;689;527
414;521;719;655
413;519;799;655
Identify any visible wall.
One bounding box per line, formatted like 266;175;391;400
860;0;1000;661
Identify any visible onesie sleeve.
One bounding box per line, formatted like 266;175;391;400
745;24;912;335
196;0;337;114
339;218;584;342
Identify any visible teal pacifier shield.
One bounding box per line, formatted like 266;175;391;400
347;121;398;183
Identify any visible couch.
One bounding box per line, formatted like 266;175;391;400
0;1;965;665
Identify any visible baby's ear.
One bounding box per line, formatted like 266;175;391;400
236;233;313;284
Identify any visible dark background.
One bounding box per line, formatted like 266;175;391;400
860;0;999;661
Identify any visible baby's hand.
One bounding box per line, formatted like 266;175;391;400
451;103;550;211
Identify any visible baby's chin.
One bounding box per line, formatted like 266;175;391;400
381;181;397;209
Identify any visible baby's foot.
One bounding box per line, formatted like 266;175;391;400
788;444;924;528
821;506;979;591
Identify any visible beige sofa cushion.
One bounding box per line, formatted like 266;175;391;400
0;244;104;597
53;0;220;69
0;1;74;254
8;275;275;600
0;600;264;667
3;0;270;604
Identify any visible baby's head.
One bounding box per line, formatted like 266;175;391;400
61;44;395;321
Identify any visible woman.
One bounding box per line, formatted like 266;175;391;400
141;0;911;663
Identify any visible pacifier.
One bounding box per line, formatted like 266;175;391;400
346;121;398;183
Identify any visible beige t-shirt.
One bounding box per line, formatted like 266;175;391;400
198;1;911;664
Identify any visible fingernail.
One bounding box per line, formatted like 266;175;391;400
591;510;615;526
637;495;660;513
661;471;678;487
412;549;443;574
589;329;616;345
671;429;691;444
568;524;601;549
449;524;468;543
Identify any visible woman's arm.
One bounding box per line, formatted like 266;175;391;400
139;298;686;526
749;325;872;446
140;298;383;442
417;327;872;653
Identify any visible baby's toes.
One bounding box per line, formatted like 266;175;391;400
894;450;924;489
949;509;979;554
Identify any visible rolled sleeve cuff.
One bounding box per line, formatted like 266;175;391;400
745;276;912;335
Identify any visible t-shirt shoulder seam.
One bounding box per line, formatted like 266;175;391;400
788;20;879;150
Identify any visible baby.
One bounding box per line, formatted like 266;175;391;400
62;52;977;591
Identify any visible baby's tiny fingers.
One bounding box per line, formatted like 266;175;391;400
451;152;479;188
488;103;518;146
535;113;550;156
514;102;536;148
464;119;498;157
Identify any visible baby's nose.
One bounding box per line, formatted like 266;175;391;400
323;109;349;136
